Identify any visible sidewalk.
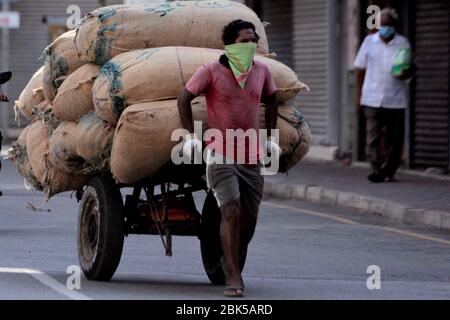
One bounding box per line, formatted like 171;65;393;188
264;160;450;231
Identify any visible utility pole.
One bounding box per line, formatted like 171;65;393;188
1;0;10;141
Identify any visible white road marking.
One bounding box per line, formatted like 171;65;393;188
264;202;361;225
0;267;91;300
264;202;450;246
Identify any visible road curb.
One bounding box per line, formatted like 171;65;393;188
264;181;450;232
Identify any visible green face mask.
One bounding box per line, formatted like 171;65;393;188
224;42;257;89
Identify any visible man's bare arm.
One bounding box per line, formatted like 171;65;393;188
262;92;278;137
355;68;366;109
177;87;197;133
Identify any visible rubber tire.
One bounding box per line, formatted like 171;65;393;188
77;176;124;281
200;191;247;285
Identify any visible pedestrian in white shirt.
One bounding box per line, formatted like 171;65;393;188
354;8;414;183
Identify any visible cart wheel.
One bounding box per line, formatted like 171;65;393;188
77;176;124;281
200;191;247;285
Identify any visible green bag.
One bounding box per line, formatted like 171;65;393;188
392;47;412;76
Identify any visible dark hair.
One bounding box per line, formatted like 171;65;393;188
221;19;259;45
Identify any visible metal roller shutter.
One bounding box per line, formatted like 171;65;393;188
292;0;331;145
412;0;450;168
260;0;293;68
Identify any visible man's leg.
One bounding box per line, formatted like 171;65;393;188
219;198;244;295
237;164;264;253
363;106;382;174
381;108;405;179
222;164;263;295
206;162;244;296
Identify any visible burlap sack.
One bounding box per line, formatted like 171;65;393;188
110;99;309;183
43;30;87;102
75;1;268;65
29;99;53;121
76;112;115;172
110;98;207;183
53;64;100;121
260;100;311;171
14;67;45;120
32;104;61;135
49;121;92;174
26;120;90;198
93;47;307;124
7;126;43;190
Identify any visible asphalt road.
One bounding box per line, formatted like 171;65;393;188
1;160;450;300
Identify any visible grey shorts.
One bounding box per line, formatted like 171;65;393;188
206;158;264;218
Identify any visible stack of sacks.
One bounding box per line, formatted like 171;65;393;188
9;0;311;198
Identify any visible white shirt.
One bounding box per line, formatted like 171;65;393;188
354;32;411;109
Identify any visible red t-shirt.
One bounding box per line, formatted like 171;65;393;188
186;59;277;164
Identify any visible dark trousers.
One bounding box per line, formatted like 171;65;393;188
363;106;405;177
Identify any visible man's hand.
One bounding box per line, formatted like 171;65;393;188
395;68;414;81
265;136;281;159
182;133;202;161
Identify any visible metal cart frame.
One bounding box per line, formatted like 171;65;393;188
76;163;246;285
